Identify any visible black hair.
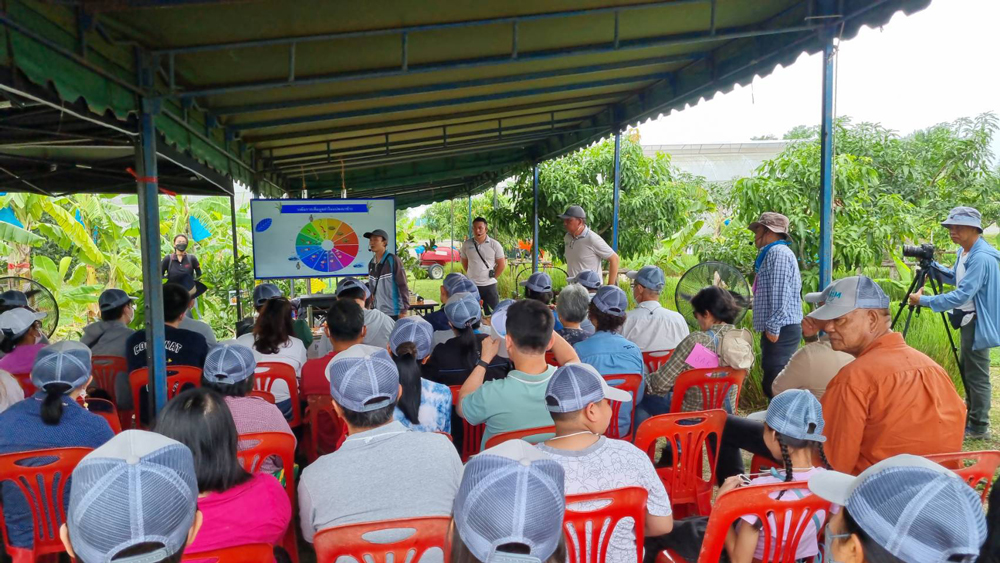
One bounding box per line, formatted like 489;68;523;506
506;300;555;354
173;234;188;243
448;525;566;563
153;387;251;493
327;298;365;341
841;507;906;563
338;401;396;429
771;423;832;485
40;383;73;425
102;543;184;563
546;400;581;424
202;376;254;398
451;324;482;372
978;482;1000;563
162;283;192;323
337;287;368;303
588;302;626;333
472;217;487;226
525;287;554;305
0;322;35;353
690;286;741;325
101;303;129;323
391;341;423;425
253;297;294;355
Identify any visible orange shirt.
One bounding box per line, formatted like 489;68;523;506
821;332;966;475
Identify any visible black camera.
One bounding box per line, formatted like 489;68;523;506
902;243;936;262
488;269;496;279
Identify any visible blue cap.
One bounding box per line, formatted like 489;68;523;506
31;341;91;392
252;283;283;307
519;272;553;293
545;363;632;413
203;342;257;385
336;277;371;300
98;289;136;312
443;274;480;299
941;206;983;231
626;265;666;292
390;316;435;360
327;344;399;412
591;285;628;317
444;292;482;329
567;270;602;290
748;389;825;442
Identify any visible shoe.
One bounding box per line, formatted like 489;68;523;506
965;428;991;440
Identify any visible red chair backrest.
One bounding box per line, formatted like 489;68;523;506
750;453;779;476
925;450;1000;503
642;350;673;373
11;372;35;396
545;351;560;367
696;482;832;563
128;366;203;427
182;543;275;562
669;367;745;413
314;516;451;563
0;447;93;559
564;487;648;563
82;397;123;434
90;355;128;404
249;389;276;403
304;395;346;463
254;362;302;427
633;410;726;515
450;385;485;462
602;374;643;440
236;432;296;505
483;425;556;449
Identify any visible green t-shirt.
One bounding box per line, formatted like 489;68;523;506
292;318;314;349
461;365;557;448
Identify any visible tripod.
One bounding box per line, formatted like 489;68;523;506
891;260;964;381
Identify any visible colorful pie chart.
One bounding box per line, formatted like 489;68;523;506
295;218;360;273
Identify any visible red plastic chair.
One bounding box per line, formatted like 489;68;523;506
314;516;451;563
451;385;486;462
0;447;93;563
750;453;779;476
634;410;726;517
545;351;560;367
254;362;302;427
303;395;346;463
564;487;648;563
128;366;203;429
182;543;275;562
82;397;123;434
925;450;1000;503
235;432;298;563
483;425;556;449
90;355;128;404
602;374;643;440
669;367;746;413
249;389;276;403
10;373;35;396
642;350;673;373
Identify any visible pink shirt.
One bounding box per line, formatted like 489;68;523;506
0;343;46;376
186;473;291;556
739;467;832;561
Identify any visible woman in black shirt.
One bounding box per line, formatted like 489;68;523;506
161;234;202;291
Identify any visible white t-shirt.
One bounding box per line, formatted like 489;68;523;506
235;333;307;404
564;227;615;278
0;369;24;414
460;236;505;286
622;301;690;352
536;437;672;563
956;253;976;313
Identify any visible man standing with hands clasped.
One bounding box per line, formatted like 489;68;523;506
561;205;620;285
461;217;506;315
910;206;1000;440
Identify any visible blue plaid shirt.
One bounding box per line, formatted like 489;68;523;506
752;244;803;334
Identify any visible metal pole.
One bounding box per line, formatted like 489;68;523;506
818;27;835;290
229;190;242;320
612;129;622;252
532;163;540;273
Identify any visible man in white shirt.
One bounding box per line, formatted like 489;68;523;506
622;265;689;352
560;205;619;284
461;217;506;315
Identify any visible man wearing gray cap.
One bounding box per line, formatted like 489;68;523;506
560;205;620;284
365;228;410;319
908;206;1000;439
807;276;965;475
622;265;689;352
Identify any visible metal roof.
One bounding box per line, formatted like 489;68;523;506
0;0;930;206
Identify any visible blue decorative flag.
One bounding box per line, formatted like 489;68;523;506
0;206;23;228
190;216;212;242
75;208;85;228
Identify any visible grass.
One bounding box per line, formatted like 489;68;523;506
962;367;1000;452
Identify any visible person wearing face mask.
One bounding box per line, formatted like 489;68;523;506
0;308;48;375
80;289;137;409
161;234;202;291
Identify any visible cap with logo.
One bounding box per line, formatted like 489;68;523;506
941;206;983;232
444;292;482;329
363;228;389;240
0;290;27;308
519;271;553;293
748;212;791;236
567;270;602;290
591;285;628;317
545;363;631;413
558;205;587;220
336;277;371;300
455;440;566;563
326;344;399;412
389;316;435;360
747;389;825;442
31;341;92;392
443;273;480;299
626;265;666;292
808;454;985;563
252;283;283;307
203;342;257;385
98;289;136;312
806;276;890;321
67;430;199;563
0;307;46;341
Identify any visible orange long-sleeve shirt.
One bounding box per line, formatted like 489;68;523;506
820;332;966;475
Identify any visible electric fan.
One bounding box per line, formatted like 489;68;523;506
0;276;59;338
674;261;751;330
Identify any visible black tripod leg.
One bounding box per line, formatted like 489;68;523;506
892;271;923;330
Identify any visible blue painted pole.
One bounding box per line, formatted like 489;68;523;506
612;129;621;252
818;30;835;291
532;163;540;273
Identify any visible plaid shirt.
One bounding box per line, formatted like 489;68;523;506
647;324;737;412
752;244;803;334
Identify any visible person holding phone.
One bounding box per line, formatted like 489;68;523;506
461;217;506;315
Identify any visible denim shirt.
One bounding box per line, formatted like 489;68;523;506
574;331;645;435
923;237;1000;350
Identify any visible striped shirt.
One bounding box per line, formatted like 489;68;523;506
752;244;803;334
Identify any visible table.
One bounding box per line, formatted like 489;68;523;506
409;300;439;317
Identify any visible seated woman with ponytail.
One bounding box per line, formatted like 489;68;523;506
388;316;452;434
0;341;114;550
423;292;510;386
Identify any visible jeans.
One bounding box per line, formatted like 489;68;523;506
760;323;802;399
715;415;777;485
961;318;993;432
477;283;500;315
635;393;673;432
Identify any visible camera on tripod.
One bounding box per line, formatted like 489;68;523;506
901;243;935;262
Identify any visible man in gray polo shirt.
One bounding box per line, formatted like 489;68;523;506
560;205;619;285
298;344;462;547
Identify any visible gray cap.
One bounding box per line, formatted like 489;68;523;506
98;288;136;312
455;441;566;563
558;205;586;220
748;211;791;235
488;299;515;340
443;274;480;299
747;389;825;443
336;277;371;300
519;271;553;293
626;265;666;292
252;283;283;307
0;290;27;308
32;341;92;392
809;454;986;563
567;270;602;290
363;228;389;240
444;292;482;329
941;206;983;232
68;430;199;563
327;344;399;412
203;342;257;385
389;316;435;360
807;276;890;321
591;285;628;317
545;363;632;413
0;307;46;340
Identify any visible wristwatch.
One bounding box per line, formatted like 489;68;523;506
476;359;491;370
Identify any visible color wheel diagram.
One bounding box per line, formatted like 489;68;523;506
295;218;360;273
